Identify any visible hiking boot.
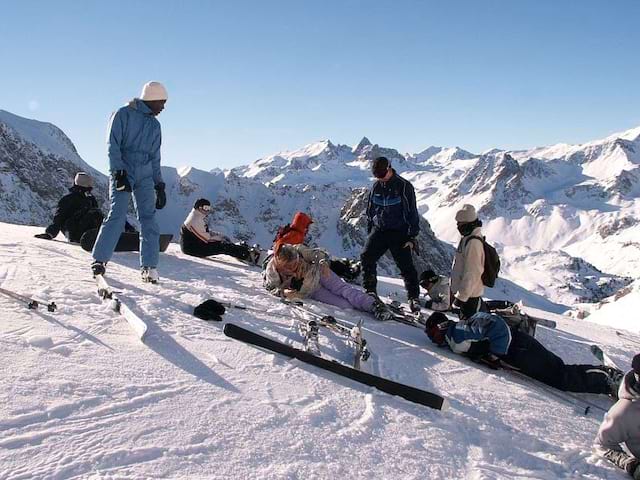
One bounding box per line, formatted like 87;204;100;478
141;267;159;284
409;298;421;314
372;299;394;322
91;261;106;277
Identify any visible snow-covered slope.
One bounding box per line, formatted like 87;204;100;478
0;222;637;479
0;110;108;225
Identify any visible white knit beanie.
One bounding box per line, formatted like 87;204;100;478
74;172;93;188
140;81;168;101
455;204;478;223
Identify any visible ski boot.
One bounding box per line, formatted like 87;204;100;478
141;267;159;284
408;297;421;314
603;366;624;399
372;297;394;322
91;261;106;277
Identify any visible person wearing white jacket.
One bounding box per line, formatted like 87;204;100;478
180;198;261;264
594;353;640;479
450;204;486;319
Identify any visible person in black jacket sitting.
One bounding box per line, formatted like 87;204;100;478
180;198;263;265
35;173;104;243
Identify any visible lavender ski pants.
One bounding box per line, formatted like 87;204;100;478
309;271;375;312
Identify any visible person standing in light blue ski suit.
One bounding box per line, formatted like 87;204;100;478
91;81;168;283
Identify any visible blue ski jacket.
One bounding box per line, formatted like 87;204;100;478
365;170;420;237
107;99;163;186
445;312;513;356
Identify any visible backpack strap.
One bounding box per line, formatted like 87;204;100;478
464;235;485;247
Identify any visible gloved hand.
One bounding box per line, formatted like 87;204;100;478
466;338;491;361
155;182;166;209
290;277;304;292
403;237;420;256
34;233;53;240
114;170;132;192
452;297;464;309
425;299;434;310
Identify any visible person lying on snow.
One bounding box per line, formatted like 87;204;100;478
180;198;263;265
263;243;394;321
273;211;361;283
425;311;623;395
594;353;640;479
34;172;105;243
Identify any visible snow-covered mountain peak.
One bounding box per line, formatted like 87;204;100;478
352;136;372;154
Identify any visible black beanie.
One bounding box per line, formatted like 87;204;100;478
420;270;438;284
194;299;226;321
371;156;390;177
632;353;640;375
194;198;211;210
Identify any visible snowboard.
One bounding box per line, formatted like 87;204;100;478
80;228;173;253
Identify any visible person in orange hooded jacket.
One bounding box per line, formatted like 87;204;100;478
271;212;361;283
273;212;313;253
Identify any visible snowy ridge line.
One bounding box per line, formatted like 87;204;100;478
223;322;449;411
94;275;148;342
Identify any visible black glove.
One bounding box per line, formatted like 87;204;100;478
425;299;434;310
466;338;491;361
290;277;304;292
114;170;132;192
34;233;53;240
403;237;420;256
155;182;166;209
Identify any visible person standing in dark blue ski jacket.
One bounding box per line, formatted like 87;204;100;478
361;156;421;312
91;81;168;283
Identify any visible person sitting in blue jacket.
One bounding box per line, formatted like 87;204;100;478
425;311;623;395
91;81;168;284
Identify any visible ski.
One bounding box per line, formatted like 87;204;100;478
298;319;321;355
0;286;57;312
223;323;449;411
283;299;370;369
94;275;148;342
387;300;426;327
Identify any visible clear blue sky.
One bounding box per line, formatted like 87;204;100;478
1;0;639;174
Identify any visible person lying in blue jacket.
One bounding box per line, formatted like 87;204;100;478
425;311;622;395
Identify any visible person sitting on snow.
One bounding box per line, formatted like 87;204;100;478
34;172;104;243
419;269;451;311
425;311;623;395
263;243;394;321
180;198;262;265
272;211;361;283
594;353;640;479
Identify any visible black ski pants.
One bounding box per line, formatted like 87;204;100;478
501;330;609;394
181;229;250;261
65;210;104;243
360;228;419;299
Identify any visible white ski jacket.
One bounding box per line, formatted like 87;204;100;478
595;371;640;458
450;227;485;302
183;209;228;243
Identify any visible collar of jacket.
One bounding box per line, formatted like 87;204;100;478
69;185;91;195
127;98;154;115
463;226;483;238
375;168;398;188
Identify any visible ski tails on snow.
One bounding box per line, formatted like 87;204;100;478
223;323;449;411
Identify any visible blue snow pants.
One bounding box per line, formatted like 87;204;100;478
92;171;160;268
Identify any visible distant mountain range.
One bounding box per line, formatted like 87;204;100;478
1;108;637;311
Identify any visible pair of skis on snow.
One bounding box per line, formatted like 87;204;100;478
218;297;448;411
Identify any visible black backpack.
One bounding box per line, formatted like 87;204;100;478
465;236;500;287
